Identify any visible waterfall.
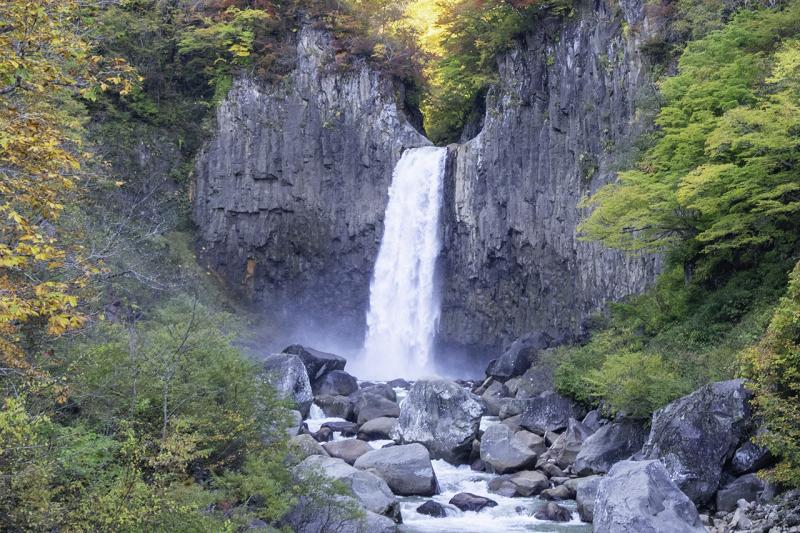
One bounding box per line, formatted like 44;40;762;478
360;146;447;379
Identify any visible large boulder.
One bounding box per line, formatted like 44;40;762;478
293;455;399;521
315;394;355;421
357;417;397;441
488;333;553;381
518;391;584;434
574;418;647;475
539;417;594;469
354;443;438;496
283;344;346;382
642;379;752;504
290;434;329;461
508;470;550;497
716;473;766;512
260;354;313;417
392;379;485;463
509;365;554;399
594;460;705;533
356;383;397;402
314;370;359;396
731;440;773;475
480;424;539;474
480;380;510;416
416;500;447;518
353;393;400;424
573;475;602;522
322;439;373;465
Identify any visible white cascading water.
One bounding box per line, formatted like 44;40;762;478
359;146;447;379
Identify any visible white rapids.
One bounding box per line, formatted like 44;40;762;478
358;146;447;379
398;460;591;533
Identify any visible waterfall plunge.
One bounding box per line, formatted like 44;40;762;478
358;146;447;380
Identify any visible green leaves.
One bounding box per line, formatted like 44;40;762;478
579;2;800;274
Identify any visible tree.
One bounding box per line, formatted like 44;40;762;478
0;0;135;381
742;261;800;487
579;4;800;280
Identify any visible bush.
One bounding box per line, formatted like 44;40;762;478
741;261;800;488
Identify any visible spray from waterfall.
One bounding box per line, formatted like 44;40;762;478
356;146;447;380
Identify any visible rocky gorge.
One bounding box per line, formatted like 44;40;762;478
193;0;661;358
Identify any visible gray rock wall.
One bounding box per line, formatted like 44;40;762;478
439;0;661;355
193;28;429;337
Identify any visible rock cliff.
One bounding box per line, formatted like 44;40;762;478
193;27;429;339
439;0;661;355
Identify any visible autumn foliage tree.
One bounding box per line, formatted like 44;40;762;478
0;0;135;382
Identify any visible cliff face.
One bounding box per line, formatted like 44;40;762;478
193;28;429;338
439;0;661;355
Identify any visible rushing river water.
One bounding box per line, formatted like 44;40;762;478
306;399;592;533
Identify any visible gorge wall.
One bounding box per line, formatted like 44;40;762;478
192;28;429;341
439;0;661;355
194;0;662;359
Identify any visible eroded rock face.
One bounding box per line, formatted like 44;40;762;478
193;27;429;338
392;379;485;463
642;379;753;505
440;0;661;355
594;460;705;533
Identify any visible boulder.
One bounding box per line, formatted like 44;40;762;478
539;462;564;478
260;354;313;417
293;455;399;521
594;460;705;533
582;410;604;432
481;380;510;416
518;392;584;434
498;399;526;419
731;440;773;475
312;427;333;442
314;395;355;421
357;417;398;441
534;502;572;522
387;378;410;389
322;439;373;465
642;379;753;504
540;485;572;501
539;417;594;469
449;492;498;512
716;473;765;512
283;499;398;533
480;424;539;474
354;393;400;424
314;370;359;397
502;414;523;432
488;333;552;381
290;434;329;460
487;476;517;497
392;379;485;463
355;383;397;402
354;443;438;496
283;344;346;382
321;421;359;437
573;475;602;522
513;430;548;456
512;365;554;399
416;500;447;518
574;418;647;475
507;470;550;497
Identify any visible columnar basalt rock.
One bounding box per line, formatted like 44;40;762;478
439;0;661;354
193;27;429;338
